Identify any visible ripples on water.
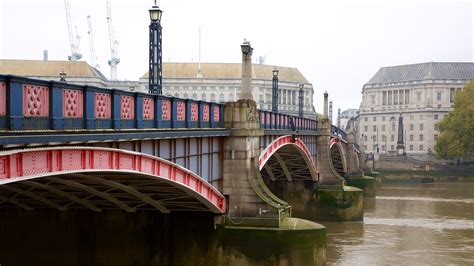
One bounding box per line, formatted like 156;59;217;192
325;182;474;265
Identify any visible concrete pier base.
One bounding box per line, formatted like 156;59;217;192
346;176;378;198
314;186;364;221
218;217;326;265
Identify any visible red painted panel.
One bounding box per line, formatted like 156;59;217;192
191;103;198;121
143;98;154;120
175;169;184;183
0;157;7;178
141;157;153;174
162;99;171;120
213;106;219;122
159;163;170;179
93;150;112;169
22;151;49;176
120;95;135;119
94;93;111;119
0;82;6;116
203;104;209;122
23;84;49;117
63;89;84;118
177;101;186;121
61;150;84;171
271;113;275;125
119;154;135;170
260;112;265;124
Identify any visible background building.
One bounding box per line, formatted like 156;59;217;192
359;62;474;160
0;60;317;119
337;108;359;131
140;63;316;118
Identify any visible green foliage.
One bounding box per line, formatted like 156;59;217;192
435;80;474;159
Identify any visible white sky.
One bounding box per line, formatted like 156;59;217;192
1;0;473;114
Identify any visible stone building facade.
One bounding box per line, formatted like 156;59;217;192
359;62;474;159
337;108;359;131
139;63;316;118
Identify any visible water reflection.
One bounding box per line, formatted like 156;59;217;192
325;182;474;265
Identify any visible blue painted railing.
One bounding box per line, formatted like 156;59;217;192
0;75;224;131
259;110;317;131
331;124;347;141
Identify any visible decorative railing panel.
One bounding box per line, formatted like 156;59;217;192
259;110;317;131
0;75;225;131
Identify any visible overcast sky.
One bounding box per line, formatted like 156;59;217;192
1;0;472;114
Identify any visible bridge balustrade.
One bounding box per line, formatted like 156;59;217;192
259;110;317;131
331;124;347;141
0;75;224;131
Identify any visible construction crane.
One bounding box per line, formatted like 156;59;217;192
64;0;82;61
87;15;99;69
106;0;120;80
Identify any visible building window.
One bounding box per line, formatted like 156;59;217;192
371;95;375;104
391;135;395;142
420;134;424;141
434;124;439;130
388;91;392;105
174;93;179;97
382;145;385;151
420;124;424;130
382;91;387;105
211;94;216;102
419;145;424;151
229;94;234;101
382;125;386;131
364;117;368;122
364;135;368;142
409;145;413;151
437;92;442;101
364;126;368;132
184;93;189;99
192;93;197;100
410;115;414;120
392;122;396;131
373;125;377;132
416;92;422;102
450;87;455;103
410;134;413;141
219;93;225;103
391;145;394;151
394;90;398;105
382;135;386;141
405;89;409;104
202;94;207;101
434;134;438;141
434;114;439;120
373;117;377;122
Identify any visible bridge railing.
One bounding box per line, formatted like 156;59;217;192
0;75;225;131
259;110;317;131
331;124;347;141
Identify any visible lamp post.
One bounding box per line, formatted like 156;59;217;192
298;83;304;117
271;66;279;112
148;1;163;95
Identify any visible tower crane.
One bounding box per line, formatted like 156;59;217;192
106;0;120;80
87;15;99;69
64;0;82;61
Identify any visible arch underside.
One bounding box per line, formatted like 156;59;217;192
330;143;347;177
260;145;314;182
0;172;217;213
0;147;225;213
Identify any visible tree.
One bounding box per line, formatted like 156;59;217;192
435;80;474;159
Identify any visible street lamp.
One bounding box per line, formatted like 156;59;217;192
272;66;279;112
148;1;163;95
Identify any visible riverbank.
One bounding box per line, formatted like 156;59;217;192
376;168;474;183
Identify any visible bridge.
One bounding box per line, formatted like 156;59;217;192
0;64;369;264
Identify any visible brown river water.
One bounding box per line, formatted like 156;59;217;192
322;181;474;265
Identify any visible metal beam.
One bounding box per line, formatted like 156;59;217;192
274;153;292;182
1;185;67;211
0;195;34;211
47;177;135;212
73;174;170;213
22;181;101;212
263;164;277;181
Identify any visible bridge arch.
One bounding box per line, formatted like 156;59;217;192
329;138;348;177
0;147;226;214
259;135;318;182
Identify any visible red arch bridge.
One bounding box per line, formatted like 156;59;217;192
0;75;364;215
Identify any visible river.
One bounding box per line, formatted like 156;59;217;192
323;181;474;265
